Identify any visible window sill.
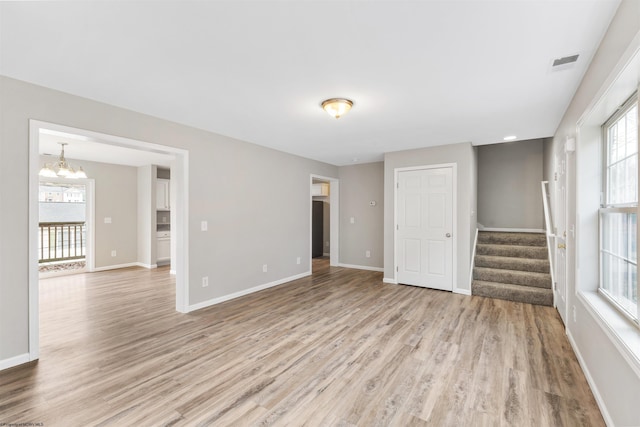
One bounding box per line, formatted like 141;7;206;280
578;291;640;379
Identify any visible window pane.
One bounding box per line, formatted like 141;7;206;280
605;102;638;205
601;211;637;319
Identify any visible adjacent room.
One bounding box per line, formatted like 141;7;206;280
1;1;639;426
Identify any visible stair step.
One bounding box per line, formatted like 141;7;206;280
478;231;546;247
476;244;548;260
475;255;549;273
472;280;553;306
473;267;551;289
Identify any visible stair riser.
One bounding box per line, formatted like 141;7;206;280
475;256;550;273
473;269;551;289
478;232;546;247
476;245;547;260
473;281;553;306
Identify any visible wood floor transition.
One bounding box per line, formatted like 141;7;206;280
0;259;603;426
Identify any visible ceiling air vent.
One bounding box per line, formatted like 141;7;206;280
550;54;579;72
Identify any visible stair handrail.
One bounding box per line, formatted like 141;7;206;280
541;181;556;293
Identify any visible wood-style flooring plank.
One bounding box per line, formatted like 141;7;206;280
0;259;604;426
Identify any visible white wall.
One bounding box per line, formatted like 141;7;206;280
477;139;544;229
0;76;338;363
546;1;640;425
383;142;477;293
338;162;384;269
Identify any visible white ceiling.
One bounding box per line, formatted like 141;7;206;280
40;129;175;168
1;1;620;166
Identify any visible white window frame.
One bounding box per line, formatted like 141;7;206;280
599;93;639;326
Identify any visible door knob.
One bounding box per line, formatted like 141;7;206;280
446;233;451;238
558;243;566;249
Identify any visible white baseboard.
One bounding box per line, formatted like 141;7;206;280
323;252;330;257
454;288;472;295
338;263;384;272
383;278;397;284
567;330;614;427
169;269;176;275
135;262;157;269
0;353;31;371
39;269;87;279
93;262;140;272
480;227;545;233
187;271;312;312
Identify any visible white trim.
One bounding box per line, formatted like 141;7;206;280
454;288;472;296
480;227;546;233
323;252;330;257
0;353;31;371
29;120;191;362
170;269;177;275
310;174;340;268
337;263;384;272
567;330;615;427
383;278;398;284
136;262;158;269
39;268;88;279
187;271;312;312
92;262;141;272
393;163;457;291
469;227;479;290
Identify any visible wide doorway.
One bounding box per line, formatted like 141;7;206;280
395;165;455;291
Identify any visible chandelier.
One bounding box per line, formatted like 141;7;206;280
39;143;88;179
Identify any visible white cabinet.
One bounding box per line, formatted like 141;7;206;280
312;183;329;196
157;231;170;262
156;179;170;210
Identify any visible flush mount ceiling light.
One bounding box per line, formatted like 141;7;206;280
321;98;353;119
39;142;88;179
503;135;517;141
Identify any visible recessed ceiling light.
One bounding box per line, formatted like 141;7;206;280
503;135;517;141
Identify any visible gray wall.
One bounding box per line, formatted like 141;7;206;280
338;162;384;268
137;164;156;267
323;200;330;255
0;76;337;362
477;139;544;229
383;142;477;291
547;1;640;425
39;156;138;268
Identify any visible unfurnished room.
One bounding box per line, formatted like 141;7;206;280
1;1;639;426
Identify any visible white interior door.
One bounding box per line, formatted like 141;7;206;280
555;153;568;324
396;167;453;291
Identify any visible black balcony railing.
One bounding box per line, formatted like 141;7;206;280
39;222;86;263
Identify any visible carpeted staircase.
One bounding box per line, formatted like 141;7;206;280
472;231;553;306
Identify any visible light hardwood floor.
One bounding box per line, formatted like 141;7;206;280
1;259;603;426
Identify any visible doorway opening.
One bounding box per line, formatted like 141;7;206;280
29;120;190;362
310;174;339;272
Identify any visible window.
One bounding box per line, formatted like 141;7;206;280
600;94;639;323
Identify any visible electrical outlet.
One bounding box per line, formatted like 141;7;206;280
365;250;371;258
263;264;268;272
104;217;112;224
296;257;301;265
202;276;209;287
201;221;208;231
111;250;116;257
350;217;355;224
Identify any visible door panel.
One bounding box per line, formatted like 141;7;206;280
397;167;453;291
555;154;568;324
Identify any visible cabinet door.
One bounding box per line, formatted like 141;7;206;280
156;179;170;210
157;239;170;261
